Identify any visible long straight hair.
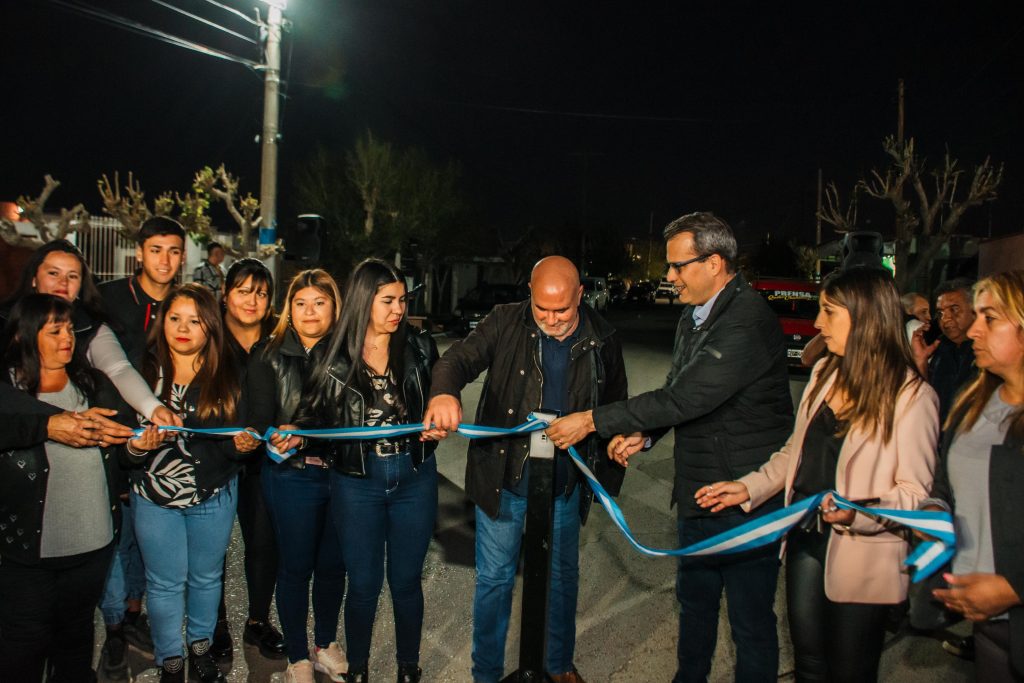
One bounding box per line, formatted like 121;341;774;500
223;258;278;338
267;268;342;352
144;284;239;422
309;259;407;404
947;270;1024;441
3;239;111;327
804;268;922;443
1;293;97;396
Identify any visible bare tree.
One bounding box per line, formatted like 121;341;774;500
97;171;174;241
347;130;397;238
821;136;1003;290
1;175;91;248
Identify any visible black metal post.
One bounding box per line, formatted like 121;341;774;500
501;413;557;683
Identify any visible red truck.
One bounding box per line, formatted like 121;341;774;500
751;278;819;367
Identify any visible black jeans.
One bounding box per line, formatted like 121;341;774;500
0;543;114;682
785;530;889;682
673;512;781;683
220;468;278;623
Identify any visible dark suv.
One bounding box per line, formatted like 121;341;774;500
451;283;529;336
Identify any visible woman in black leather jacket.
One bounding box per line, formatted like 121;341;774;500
0;294;135;682
248;269;349;682
279;259;444;683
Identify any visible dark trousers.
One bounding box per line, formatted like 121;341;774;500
220;468;278;623
331;453;437;669
673;512;780;683
785;531;889;682
0;543;114;683
262;462;346;663
975;620;1024;683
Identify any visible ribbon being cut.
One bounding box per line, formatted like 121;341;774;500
137;414;955;582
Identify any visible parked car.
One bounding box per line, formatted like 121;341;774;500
656;279;677;301
751;278;819;368
625;281;656;304
582;276;609;311
451;283;529;336
607;278;627;304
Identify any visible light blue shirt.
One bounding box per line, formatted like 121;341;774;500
692;282;728;327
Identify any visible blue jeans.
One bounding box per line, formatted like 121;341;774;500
673;511;781;683
472;486;581;683
263;462;346;663
331;453;438;669
132;477;238;664
99;499;147;625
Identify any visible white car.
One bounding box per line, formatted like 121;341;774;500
656;280;677;301
582;276;610;311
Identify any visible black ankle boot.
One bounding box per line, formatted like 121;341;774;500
211;619;232;660
347;664;369;683
160;655;185;683
243;618;287;659
397;662;421;683
188;638;226;682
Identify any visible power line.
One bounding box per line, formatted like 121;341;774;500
146;0;257;45
49;0;260;69
198;0;260;27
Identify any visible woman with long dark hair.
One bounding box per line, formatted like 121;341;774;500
127;283;260;683
0;294;134;681
1;239;180;427
699;268;939;682
280;258;445;683
215;257;286;659
927;271;1024;682
248;269;348;682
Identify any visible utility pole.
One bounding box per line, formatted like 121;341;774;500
897;78;905;146
258;0;285;276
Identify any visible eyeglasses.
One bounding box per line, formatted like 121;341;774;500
665;254;711;273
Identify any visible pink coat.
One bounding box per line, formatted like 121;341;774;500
739;361;939;604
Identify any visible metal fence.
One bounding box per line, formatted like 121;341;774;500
74;216;137;283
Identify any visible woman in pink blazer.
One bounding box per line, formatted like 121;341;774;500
699;267;939;682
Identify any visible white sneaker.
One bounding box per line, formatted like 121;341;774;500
311;642;349;681
283;659;315;683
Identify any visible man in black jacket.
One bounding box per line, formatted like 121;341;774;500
548;212;793;683
425;256;628;683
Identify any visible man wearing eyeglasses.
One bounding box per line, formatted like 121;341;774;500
547;212;793;683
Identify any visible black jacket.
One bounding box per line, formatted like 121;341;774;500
592;273;793;518
293;328;439;476
929;411;1024;675
247;328;323;430
0;375;129;564
429;301;629;521
98;276;160;370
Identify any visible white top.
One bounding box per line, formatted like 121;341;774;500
87;323;162;420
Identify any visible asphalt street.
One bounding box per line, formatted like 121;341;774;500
95;302;973;682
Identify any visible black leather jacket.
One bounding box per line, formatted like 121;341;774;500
0;375;128;564
248;328;326;429
293;328;439;476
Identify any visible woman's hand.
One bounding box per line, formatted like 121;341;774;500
234;429;262;453
129;424;164;453
695;481;750;513
269;425;302;453
48;408;136;447
420;427;448;442
934;573;1022;621
150;405;184;428
820;493;856;526
608;432;646;467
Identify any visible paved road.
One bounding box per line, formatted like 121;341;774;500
98;303;973;682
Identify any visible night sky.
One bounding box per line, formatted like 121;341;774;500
5;1;1022;249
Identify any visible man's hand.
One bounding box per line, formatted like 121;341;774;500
424;394;462;432
546;411;595;448
608;432;646;467
934;573;1022;621
695;481;750;513
234;429;262;454
150;405;184;428
48;408;135;447
911;327;940;377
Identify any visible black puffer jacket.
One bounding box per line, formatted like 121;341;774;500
0;375;129;564
429;301;629;521
592;273;793;518
293;328;439;475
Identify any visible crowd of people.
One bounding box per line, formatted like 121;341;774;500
0;211;1021;683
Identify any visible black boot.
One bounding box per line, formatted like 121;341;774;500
211;619;233;660
160;655;185;683
101;627;129;680
243;618;287;659
188;638;226;682
347;664;369;683
397;662;422;683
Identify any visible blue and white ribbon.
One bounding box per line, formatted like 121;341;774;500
138;415;954;580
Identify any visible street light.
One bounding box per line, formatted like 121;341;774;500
258;0;286;279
